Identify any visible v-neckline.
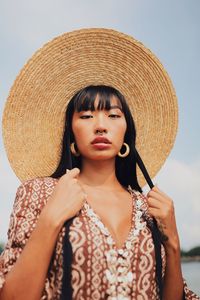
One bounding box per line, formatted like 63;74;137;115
84;187;136;250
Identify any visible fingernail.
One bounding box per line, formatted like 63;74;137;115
66;169;70;173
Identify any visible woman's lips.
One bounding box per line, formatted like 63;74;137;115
91;137;111;144
91;137;112;150
92;143;111;150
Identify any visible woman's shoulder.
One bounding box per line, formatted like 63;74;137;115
14;176;59;209
127;185;147;202
127;185;149;213
22;175;59;185
20;176;59;191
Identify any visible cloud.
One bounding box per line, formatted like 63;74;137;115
152;158;200;250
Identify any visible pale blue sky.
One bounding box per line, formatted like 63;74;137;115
0;0;200;250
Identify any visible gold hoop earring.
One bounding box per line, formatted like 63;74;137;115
117;142;130;158
70;142;80;157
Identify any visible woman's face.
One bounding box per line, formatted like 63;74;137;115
72;95;127;161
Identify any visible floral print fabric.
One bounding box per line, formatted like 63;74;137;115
0;177;199;299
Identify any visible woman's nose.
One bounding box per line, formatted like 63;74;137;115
95;128;107;134
94;115;108;134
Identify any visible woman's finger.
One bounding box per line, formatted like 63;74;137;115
66;168;80;178
147;196;163;209
148;207;160;218
147;189;170;204
151;185;170;199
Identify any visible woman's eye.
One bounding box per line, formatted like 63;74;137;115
109;114;121;118
80;115;93;119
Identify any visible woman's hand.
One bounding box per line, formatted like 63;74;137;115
147;186;180;252
40;168;87;230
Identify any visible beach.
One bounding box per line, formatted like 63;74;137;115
182;261;200;296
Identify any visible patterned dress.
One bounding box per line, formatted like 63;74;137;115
0;177;199;299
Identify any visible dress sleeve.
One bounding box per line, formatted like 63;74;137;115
0;178;59;298
183;279;200;299
0;182;29;289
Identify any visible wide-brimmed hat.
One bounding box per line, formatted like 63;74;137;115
2;28;178;186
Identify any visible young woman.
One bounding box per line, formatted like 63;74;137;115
0;29;199;300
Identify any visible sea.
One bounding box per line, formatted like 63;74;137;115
181;262;200;296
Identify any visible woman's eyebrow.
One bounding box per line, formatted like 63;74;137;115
109;105;123;111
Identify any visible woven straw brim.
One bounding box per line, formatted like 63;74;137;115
2;28;178;186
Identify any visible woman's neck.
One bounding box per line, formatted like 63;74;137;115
77;158;122;191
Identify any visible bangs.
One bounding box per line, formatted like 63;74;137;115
73;85;123;112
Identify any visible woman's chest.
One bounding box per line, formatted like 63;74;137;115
84;193;134;249
67;211;159;299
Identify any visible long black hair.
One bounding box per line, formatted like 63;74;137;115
51;85;163;299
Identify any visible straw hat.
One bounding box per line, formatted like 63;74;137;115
2;28;178;186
